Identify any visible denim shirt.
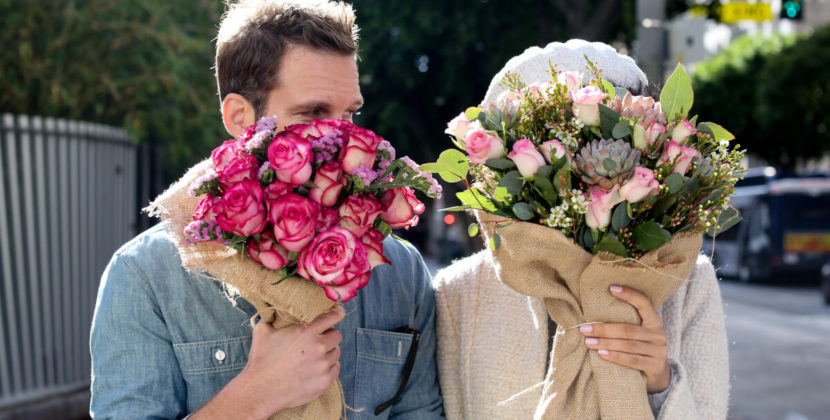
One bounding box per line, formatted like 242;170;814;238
90;223;443;419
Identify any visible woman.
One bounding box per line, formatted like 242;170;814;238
433;40;729;420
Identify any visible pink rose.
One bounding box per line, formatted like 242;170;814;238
658;140;700;174
539;139;568;163
585;184;623;230
569;85;608;126
557;71;583;92
671;119;697;145
309;161;346;207
287;118;344;139
214;180;268;237
267;193;320;252
508;139;546;178
246;231;290;270
632;121;666;150
236;125;257;148
211;140;239;173
318;208;339;230
263;181;293;201
338;195;384;237
445;112;472;141
193;195;220;223
465;128;504;164
522;82;550;98
297;226;371;302
217;154;258;190
267;132;313;185
361;229;390;269
380;187;425;229
609;92;656;120
340;126;382;175
619;167;659;203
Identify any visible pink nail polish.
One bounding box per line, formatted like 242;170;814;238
610;285;623;293
598;349;609;356
585;338;598;346
579;325;593;333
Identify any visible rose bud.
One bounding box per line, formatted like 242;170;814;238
309;161;346;207
340;126;382;175
217;154;258;190
671;119;697;145
338;195;384;238
658;140;700;174
539;140;568;164
633;120;666;150
585;184;623;230
193;195;220;223
557;70;583;92
569;85;608;127
508;139;546;178
379;187;425;230
267;132;313;185
318;208;339;230
362;229;390;269
214;179;268;237
465;128;504;164
247;231;291;270
445;112;472;142
267;193;320;252
619;166;659;203
263;181;293;201
211;140;239;173
236;125;257;148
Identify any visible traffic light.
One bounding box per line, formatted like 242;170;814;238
781;0;803;20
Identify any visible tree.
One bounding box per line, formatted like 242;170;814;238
692;26;830;170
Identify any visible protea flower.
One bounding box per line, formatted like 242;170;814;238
574;139;641;189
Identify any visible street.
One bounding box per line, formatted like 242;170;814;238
721;279;830;420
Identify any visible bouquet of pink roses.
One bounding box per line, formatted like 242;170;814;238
145;116;439;420
184;116;440;302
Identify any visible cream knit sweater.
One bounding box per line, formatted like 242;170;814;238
433;251;730;419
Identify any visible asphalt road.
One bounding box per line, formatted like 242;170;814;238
721;279;830;420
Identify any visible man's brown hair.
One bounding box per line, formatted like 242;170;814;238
215;0;359;116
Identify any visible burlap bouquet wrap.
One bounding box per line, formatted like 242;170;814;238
476;211;702;420
146;159;344;420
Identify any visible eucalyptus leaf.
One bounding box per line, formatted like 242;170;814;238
707;206;742;237
599;105;621;138
680;177;699;194
612;120;632;139
593;237;629;257
634;221;671;250
456;189;497;211
538;165;554;179
419;162;447;173
489;233;501;250
651;196;677;217
532;174;557;203
485;158;517;170
581;228;595;249
494;186;512;202
512;202;534;220
468;223;480;237
465;106;483;121
499;170;524;195
660;63;694;121
664;173;685;194
441;205;472;212
611;202;631;231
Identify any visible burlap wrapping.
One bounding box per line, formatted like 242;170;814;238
145;159;344;420
476;211;702;420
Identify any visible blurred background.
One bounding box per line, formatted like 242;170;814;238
1;0;829;419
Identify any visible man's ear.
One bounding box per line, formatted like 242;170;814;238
221;93;256;138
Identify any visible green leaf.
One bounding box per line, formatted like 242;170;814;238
612;120;632;139
456;188;497;211
601;80;616;99
698;122;735;141
660;63;694;120
611;202;631;231
627;201;634;218
633;221;672;251
553;168;571;192
707;206;742;237
498;170;524;195
599;105;622;138
485;158;517;170
593;237;629;257
419;162;446;173
602;158;617;172
651;196;677;217
441;205;472;212
689;115;698;126
704;189;724;204
468;223;480;237
614;87;630;98
436;149;470;183
489;233;501;250
550;155;568;172
680;177;699;194
581;228;595;249
537;165;554;179
664;173;685;194
532;174;557;203
512;202;534;220
374;219;393;237
465;106;483;121
494;186;512;202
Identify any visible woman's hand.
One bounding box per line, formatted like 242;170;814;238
579;285;671;393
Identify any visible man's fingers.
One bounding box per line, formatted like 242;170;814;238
320;328;342;352
609;285;662;327
325;345;341;368
309;306;346;334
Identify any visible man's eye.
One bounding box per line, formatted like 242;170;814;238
304;108;324;117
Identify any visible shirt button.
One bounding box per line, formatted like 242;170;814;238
214;349;226;363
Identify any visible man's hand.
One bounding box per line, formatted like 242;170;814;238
191;306;345;419
579;285;671;394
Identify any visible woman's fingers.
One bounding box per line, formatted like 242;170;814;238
609;285;663;329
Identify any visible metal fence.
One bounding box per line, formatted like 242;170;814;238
0;114;136;411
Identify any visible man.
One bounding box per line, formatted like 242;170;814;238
89;1;444;418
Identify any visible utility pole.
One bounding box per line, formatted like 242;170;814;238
635;0;668;86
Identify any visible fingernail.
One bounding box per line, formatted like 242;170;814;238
598;349;609;356
579;325;593;333
610;285;623;293
585;338;598;346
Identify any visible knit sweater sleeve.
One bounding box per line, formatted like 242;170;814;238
657;257;730;420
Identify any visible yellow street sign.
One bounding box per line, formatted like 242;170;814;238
690;2;773;23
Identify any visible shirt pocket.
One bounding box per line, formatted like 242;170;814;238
172;335;251;413
353;328;414;420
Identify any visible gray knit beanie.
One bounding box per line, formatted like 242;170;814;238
482;39;648;106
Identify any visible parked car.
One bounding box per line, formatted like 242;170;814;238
706;171;830;283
